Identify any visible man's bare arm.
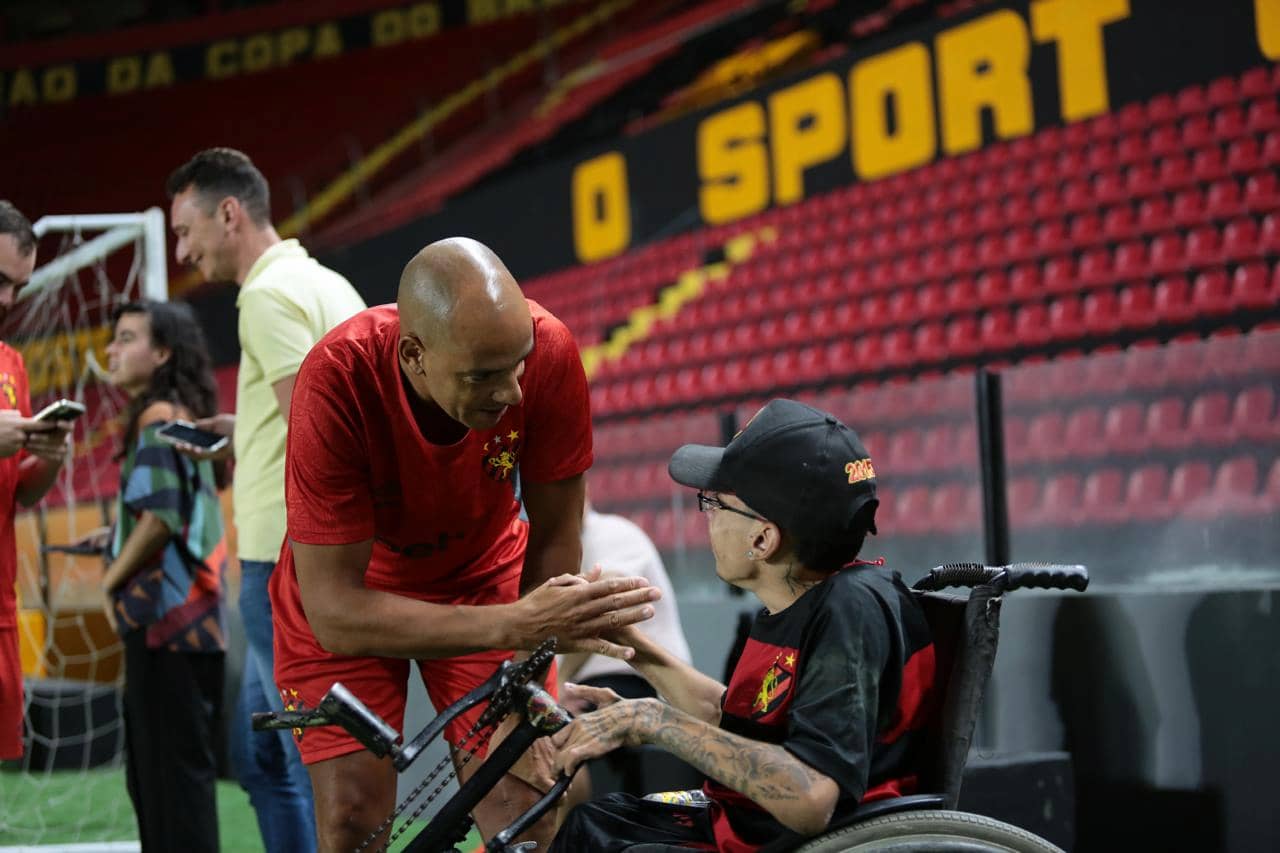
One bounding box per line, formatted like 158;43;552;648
555;698;840;836
271;374;297;421
520;475;584;595
292;539;659;659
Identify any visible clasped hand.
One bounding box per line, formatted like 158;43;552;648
0;410;72;462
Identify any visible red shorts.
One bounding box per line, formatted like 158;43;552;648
276;647;558;765
1;626;24;760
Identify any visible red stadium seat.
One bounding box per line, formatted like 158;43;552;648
1158;155;1193;190
1233;385;1277;440
1081;468;1127;524
1171;188;1207;227
1146;397;1188;448
1247;98;1280;132
1191;146;1227;182
914;322;948;362
1137;195;1172;232
1122;341;1166;389
1226;136;1262;172
945;316;981;358
1192;269;1233;315
1082;291;1120;334
1078;248;1114;287
1008;264;1042;300
1097;206;1133;243
1126;464;1171;521
1149;233;1188;275
968;273;1002;309
1231;263;1273;309
1039;474;1084;526
1207;74;1241;107
1240;66;1272;98
1103;401;1147;453
1244;171;1280;212
1222;219;1261;263
1186;390;1234;445
1046;297;1084;341
894;487;934;534
1168;461;1214;513
1175;83;1208;116
1063;406;1104;457
1214;105;1248;140
1264;459;1280;512
1014;303;1052;345
1147;124;1180;157
1181;114;1213;149
1117;282;1157;329
1006;477;1040;525
1204;456;1262;516
1186;226;1222;266
1113;241;1149;279
1042;256;1077;294
1205;179;1243;217
1154;276;1196;323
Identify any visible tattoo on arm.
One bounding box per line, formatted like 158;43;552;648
644;702;827;806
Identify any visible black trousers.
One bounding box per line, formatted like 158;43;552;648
122;629;223;853
549;792;716;852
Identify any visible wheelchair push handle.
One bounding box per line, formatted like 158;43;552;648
915;562;1089;593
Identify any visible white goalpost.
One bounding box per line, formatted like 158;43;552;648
1;209;168;852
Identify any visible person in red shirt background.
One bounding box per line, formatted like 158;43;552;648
0;201;73;761
270;236;659;851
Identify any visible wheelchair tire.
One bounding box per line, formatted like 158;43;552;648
791;809;1064;853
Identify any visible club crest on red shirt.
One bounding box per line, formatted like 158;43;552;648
481;429;522;481
752;651;797;718
0;372;16;409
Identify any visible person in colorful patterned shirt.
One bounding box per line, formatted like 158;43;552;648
100;300;228;852
548;399;938;853
0;201;74;763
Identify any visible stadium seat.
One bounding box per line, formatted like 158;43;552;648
1192;269;1233;315
1145;397;1188;448
1240;66;1272;98
1008;264;1043;300
1117;282;1157;329
1245;172;1280;211
1038;473;1084;527
1063;406;1105;457
1104;401;1147;454
1122;341;1166;389
1185;226;1222;266
1205;179;1243;217
1113;241;1149;278
1214;105;1248;140
1045;297;1083;341
1231;263;1273;309
1006;476;1041;525
1226;136;1261;172
1204;456;1262;516
1082;291;1120;335
1247;98;1280;132
1081;468;1127;524
1233;384;1277;440
1191;147;1227;182
1187;390;1234;445
1126;464;1171;520
1154;275;1197;323
1075;210;1109;245
1168;460;1214;514
1149;233;1188;275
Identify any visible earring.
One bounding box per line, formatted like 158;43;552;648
746;550;755;558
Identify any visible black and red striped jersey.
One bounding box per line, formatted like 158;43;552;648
705;565;937;852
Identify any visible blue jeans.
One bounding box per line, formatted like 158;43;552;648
231;559;317;853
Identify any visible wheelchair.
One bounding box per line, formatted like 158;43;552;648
254;561;1088;852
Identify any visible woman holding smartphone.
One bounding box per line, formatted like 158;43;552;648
100;300;228;852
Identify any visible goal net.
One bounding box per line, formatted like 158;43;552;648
0;209;166;848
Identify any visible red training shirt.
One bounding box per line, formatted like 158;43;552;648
272;300;592;656
0;343;31;631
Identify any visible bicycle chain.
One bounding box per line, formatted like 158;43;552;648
357;640;558;852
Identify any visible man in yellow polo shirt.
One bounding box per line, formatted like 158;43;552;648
166;148;365;853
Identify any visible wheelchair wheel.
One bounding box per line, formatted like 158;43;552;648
792;809;1063;853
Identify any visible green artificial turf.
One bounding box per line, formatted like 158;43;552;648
0;766;481;851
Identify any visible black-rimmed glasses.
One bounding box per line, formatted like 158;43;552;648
696;491;766;521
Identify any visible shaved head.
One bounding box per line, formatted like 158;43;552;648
397;237;526;347
396;237;534;431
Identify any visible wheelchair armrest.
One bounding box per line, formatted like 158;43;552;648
825;793;948;832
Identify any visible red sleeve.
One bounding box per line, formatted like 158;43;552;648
519;310;593;484
284;348;376;545
15;353;30;417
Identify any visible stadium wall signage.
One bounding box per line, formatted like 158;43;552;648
0;0;588;109
323;0;1280;305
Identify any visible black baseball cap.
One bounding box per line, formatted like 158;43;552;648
668;398;879;543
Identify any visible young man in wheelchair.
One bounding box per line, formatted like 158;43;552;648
549;399;938;852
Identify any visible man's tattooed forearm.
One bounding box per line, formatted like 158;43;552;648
645;704;823;805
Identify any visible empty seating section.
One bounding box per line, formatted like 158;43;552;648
517;67;1280;544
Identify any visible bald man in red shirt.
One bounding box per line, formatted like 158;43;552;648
271;237;657;850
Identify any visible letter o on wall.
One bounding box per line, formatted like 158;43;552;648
572;151;631;263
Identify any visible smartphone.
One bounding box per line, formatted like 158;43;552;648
156;420;229;453
41;542;106;556
33;399;87;422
